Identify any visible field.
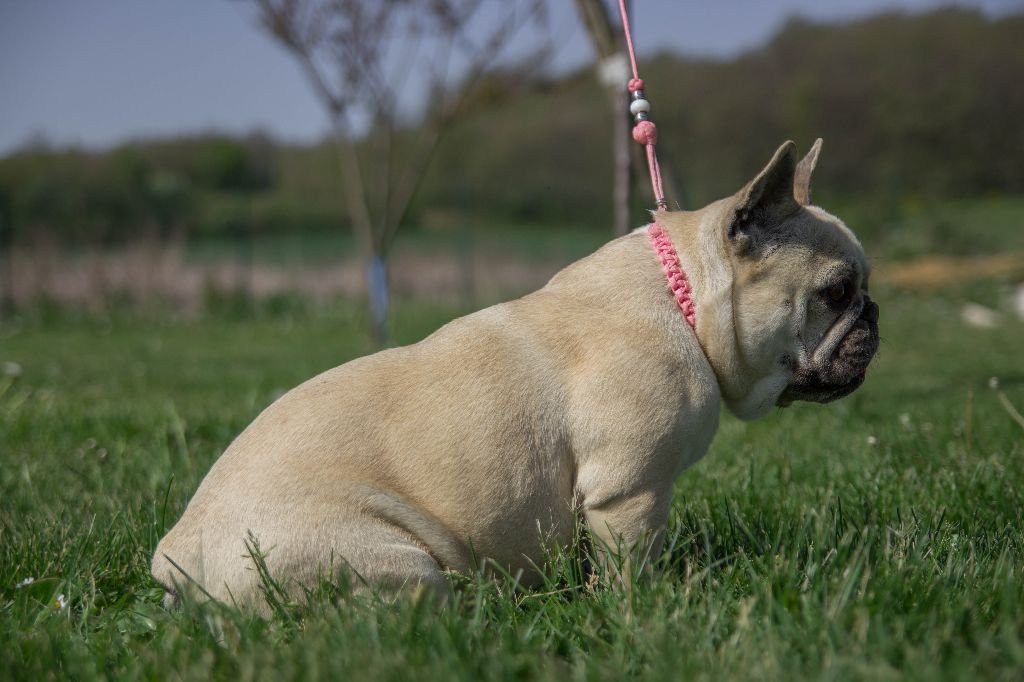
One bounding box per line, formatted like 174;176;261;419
10;197;1024;310
2;269;1023;679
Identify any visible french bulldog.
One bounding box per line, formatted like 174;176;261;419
153;140;879;611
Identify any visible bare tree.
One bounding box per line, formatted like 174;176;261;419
573;0;684;225
572;0;632;236
251;0;549;344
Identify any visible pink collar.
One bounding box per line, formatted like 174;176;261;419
647;223;697;329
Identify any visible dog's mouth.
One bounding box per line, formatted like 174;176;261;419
778;296;879;406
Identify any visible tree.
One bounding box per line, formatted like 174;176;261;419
250;0;550;344
572;0;683;224
572;0;632;236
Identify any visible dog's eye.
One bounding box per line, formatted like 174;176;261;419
827;282;847;302
823;280;852;308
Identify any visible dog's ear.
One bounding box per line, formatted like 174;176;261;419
793;138;823;205
728;141;799;252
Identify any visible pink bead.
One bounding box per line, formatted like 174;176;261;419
632;120;657;145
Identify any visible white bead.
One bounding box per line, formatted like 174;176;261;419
629;98;650;115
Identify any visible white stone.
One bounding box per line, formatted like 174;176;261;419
960;302;1000;328
629;98;651;115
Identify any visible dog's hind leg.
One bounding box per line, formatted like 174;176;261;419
317;518;453;603
156;511;453;613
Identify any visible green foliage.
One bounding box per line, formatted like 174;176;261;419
192;137;274;193
1;280;1023;680
648;8;1024;202
1;8;1021;248
422;8;1024;225
0;133;275;243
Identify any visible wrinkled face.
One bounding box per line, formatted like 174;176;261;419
713;139;881;418
774;211;880;405
727;207;880;411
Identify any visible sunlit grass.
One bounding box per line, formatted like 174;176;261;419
1;285;1022;680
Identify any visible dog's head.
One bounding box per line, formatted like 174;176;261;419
689;140;879;419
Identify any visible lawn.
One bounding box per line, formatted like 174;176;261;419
1;281;1022;680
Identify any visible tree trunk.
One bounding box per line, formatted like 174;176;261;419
366;252;390;346
573;0;633;236
611;89;632;235
327;122;390;346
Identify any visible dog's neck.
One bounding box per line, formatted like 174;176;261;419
654;206;788;420
646;223;697;330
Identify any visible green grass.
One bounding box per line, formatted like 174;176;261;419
1;284;1023;680
185;222;610;268
180;196;1024;269
828;195;1024;262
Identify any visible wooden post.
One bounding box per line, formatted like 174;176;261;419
573;0;633;236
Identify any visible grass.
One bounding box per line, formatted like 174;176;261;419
184;196;1024;268
827;195;1024;262
185;222;610;268
1;282;1023;680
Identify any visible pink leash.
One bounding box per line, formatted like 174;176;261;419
617;1;696;329
618;0;667;210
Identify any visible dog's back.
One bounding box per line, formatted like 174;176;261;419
152;231;716;610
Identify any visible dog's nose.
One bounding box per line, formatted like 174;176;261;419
860;296;879;324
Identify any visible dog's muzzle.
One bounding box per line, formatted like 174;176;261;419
778;296;880;405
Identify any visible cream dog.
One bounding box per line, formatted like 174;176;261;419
153;140;879;610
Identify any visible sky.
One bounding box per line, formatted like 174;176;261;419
0;0;1019;156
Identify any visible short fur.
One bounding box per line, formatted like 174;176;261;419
153;140;879;611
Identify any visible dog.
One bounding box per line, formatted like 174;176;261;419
152;139;879;611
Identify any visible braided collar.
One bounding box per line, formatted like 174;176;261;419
647;223;696;330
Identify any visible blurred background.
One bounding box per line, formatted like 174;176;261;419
5;5;1024;673
1;0;1022;342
